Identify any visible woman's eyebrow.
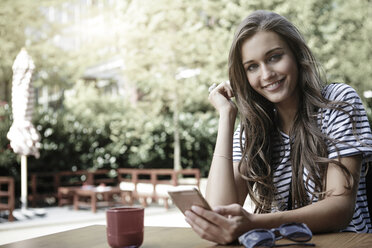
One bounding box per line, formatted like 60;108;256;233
266;47;284;55
242;47;284;65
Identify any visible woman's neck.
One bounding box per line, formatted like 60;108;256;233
275;97;299;135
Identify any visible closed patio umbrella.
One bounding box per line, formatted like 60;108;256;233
7;48;41;212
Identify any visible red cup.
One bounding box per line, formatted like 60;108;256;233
106;207;144;248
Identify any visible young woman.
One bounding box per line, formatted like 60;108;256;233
184;10;372;244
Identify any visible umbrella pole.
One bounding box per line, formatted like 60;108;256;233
21;155;28;210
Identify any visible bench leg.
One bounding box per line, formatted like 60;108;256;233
140;197;147;207
91;193;97;213
73;194;79;210
121;191;133;206
8;210;14;221
164;198;169;209
128;193;133;206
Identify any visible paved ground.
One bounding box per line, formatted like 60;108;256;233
0;203;188;245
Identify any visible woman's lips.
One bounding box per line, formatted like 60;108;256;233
263;78;285;91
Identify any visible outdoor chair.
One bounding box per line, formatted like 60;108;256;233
0;176;15;221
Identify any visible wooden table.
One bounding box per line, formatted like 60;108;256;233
0;225;371;248
58;186;80;206
73;187;133;213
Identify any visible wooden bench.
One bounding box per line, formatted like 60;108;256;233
58;169;118;207
29;172;58;207
86;169;118;186
31;170;117;207
30;170;90;207
73;186;132;213
117;168;200;209
0;177;15;221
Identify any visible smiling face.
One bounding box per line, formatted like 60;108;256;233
241;31;299;108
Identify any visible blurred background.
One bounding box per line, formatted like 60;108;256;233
1;0;371;206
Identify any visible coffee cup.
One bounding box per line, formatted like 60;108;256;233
106;207;144;248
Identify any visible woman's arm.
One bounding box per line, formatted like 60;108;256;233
250;155;361;232
205;81;248;206
205;110;237;206
186;155;362;244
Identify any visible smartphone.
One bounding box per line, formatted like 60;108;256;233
168;188;212;215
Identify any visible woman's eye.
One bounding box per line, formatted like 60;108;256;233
269;54;283;62
247;64;258;72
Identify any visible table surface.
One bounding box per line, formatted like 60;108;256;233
0;225;371;248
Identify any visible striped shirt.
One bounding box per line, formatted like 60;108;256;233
233;83;372;233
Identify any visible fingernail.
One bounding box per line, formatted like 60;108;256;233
191;205;198;212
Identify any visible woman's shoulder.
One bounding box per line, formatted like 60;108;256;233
322;83;360;102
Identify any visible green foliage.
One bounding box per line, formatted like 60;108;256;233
178;111;218;175
22;84;217;176
0;103;18;176
28;107;112;172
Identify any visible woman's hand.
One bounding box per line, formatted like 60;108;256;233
208;81;237;116
185;204;253;244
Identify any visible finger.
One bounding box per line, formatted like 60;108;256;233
187;208;220;229
208;83;217;93
210;81;234;99
218;81;234;98
185;216;224;244
191;205;233;230
185;210;226;244
213;204;243;216
224;81;235;98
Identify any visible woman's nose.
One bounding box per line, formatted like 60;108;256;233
261;64;275;81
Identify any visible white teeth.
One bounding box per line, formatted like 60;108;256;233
267;82;279;88
265;80;281;89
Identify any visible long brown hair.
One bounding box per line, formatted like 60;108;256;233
228;10;354;213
